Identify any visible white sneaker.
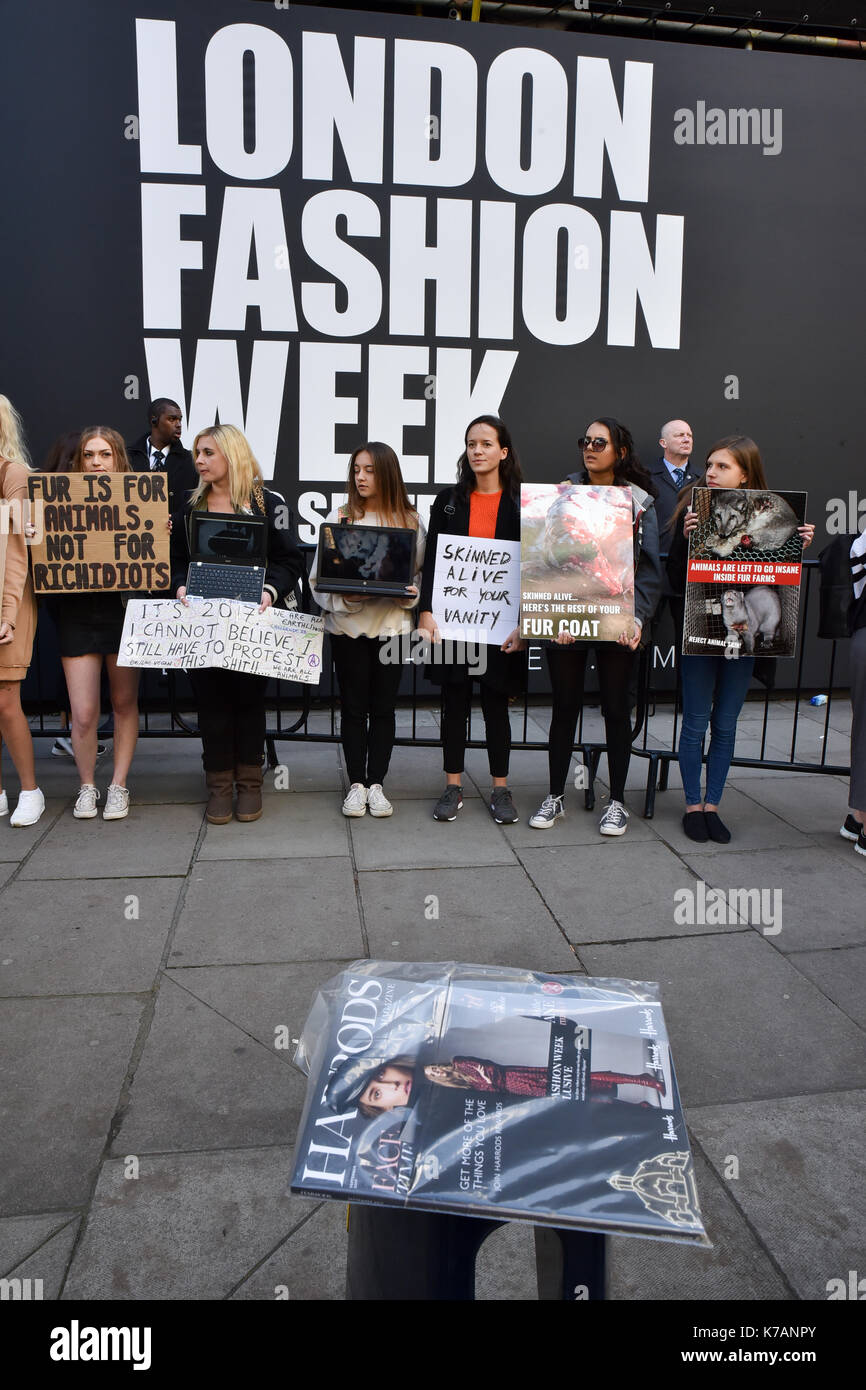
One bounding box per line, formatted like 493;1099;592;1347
103;784;130;821
599;799;629;836
0;789;7;817
342;783;368;817
10;787;45;827
529;794;565;829
367;784;393;817
73;784;100;819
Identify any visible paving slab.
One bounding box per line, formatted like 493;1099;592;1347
515;841;742;945
348;798;517;871
197;791;348;862
4;1217;80;1300
648;785;811;856
681;846;866;951
789;945;866;1029
358;866;577;971
172;858;364;965
0;861;15;889
579;933;866;1107
19;803;203;879
0;995;144;1213
502;792;658;847
0;799;66;863
166;961;342;1065
732;771;851;835
230;1196;347;1300
0;1212;79;1277
607;1147;792;1300
62;1147;307;1300
115;976;301;1153
690;1091;866;1301
267;741;343;793
0;878;181;995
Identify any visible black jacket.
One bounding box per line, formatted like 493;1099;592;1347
170;490;304;607
566;471;662;638
128;434;198;516
419;486;526;694
646;457;702;544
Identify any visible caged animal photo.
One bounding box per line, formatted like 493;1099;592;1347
700;489;800;560
721;587;782;655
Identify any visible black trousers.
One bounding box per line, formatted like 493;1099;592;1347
189;668;267;772
441;677;511;780
331;634;403;786
546;643;636;800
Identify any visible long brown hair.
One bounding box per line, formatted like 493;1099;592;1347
345;442;418;530
667;434;768;538
72;427;130;473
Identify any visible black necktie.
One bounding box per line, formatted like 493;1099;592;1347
672;468;684;489
152;451;165;471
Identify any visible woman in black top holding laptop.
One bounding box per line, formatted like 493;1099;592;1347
171;424;302;824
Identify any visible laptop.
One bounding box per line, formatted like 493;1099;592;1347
186;512;268;603
315;523;417;596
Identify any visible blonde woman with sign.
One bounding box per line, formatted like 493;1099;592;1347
171;424;303;824
311;442;425;818
0;395;44;827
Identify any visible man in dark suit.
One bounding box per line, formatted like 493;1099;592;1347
127;398;198;515
647;420;700;544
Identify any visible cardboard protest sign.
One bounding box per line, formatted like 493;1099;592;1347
520;484;635;641
431;537;520;644
27;472;170;593
683;488;806;658
117;598;324;684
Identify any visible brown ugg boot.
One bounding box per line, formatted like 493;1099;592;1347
235;763;264;822
205;770;234;825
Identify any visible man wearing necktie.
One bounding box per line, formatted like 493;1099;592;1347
127;398;198;516
647;420;698;541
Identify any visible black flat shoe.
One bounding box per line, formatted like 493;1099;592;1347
682;811;709;843
704;811;731;844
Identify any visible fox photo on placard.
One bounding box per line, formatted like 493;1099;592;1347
683;488;807;658
520;485;635;642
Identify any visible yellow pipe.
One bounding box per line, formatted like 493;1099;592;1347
471;0;482;19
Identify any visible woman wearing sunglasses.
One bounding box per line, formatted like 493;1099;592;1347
529;419;662;835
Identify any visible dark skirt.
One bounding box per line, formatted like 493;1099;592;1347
424;642;527;697
55;593;126;658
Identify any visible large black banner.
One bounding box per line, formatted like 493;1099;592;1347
1;0;863;550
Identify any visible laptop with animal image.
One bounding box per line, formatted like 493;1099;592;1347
185;511;268;603
315;523;417;596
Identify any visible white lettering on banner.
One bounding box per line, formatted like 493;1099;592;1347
118;599;324;684
432;538;521;644
134;19;682;494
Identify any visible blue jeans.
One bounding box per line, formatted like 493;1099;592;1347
678;654;755;806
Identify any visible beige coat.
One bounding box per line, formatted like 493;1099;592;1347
0;456;37;681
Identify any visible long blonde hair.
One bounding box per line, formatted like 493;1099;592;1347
190;424;264;513
0;395;32;468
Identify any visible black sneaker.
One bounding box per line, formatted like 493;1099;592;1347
840;813;862;842
489;787;519;824
433;785;463;821
856;829;866;859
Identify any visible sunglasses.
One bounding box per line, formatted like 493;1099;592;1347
579;436;609;452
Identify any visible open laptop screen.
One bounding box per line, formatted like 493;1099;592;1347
317;523;415;589
190;512;267;565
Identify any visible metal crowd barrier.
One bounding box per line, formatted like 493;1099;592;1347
22;559;851;818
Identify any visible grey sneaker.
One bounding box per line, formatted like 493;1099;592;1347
489;787;519;824
433;785;463;821
103;784;130;821
599;799;629;836
73;784;99;819
529;794;564;829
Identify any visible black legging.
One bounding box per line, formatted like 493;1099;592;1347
189;668;267;772
330;633;403;786
441;677;511;779
546;643;636;800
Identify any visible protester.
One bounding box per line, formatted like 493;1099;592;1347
667;435;814;843
127;398;198;514
530;418;661;836
418;416;525;825
0;395;44;827
838;529;866;855
51;429;145;821
311;442;425;818
171;423;303;824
